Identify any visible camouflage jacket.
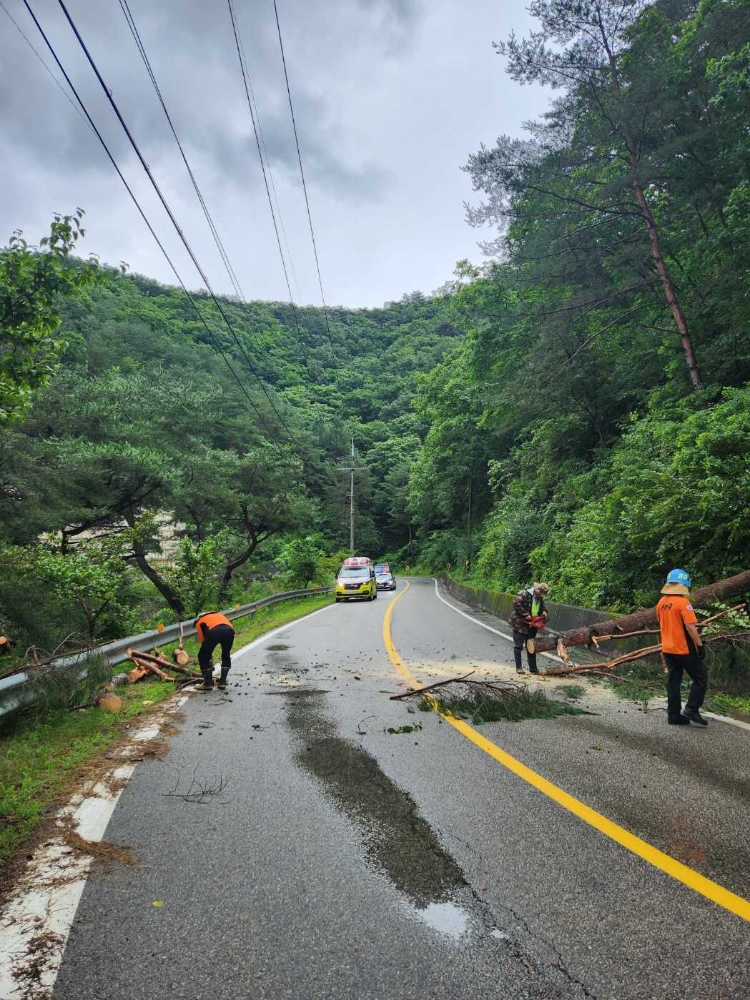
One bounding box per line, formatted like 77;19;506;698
509;587;547;635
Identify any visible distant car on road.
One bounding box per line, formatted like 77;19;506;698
335;557;377;602
376;569;396;591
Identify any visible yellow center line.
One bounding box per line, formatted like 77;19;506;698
383;581;750;924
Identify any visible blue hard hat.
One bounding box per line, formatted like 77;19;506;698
666;568;691;587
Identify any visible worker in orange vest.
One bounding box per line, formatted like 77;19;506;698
656;569;707;726
193;611;235;691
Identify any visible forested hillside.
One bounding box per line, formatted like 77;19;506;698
2;0;749;659
0;264;458;651
410;0;750;610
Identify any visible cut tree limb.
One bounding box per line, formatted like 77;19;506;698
531;571;750;653
389;671;476;700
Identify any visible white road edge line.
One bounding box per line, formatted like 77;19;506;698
0;695;189;999
232;601;336;662
0;600;337;995
431;578;750;732
431;577;563;666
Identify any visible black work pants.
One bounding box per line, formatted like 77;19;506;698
198;624;235;677
513;629;538;674
664;652;707;719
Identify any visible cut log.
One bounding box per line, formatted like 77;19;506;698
531;570;750;654
127;654;171;681
97;693;122;713
173;623;190;665
128;647;200;677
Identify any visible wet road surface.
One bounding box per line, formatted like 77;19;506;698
51;579;750;999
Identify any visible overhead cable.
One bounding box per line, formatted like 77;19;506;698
21;0;298;470
0;0;90;130
226;0;312;364
117;0;247;306
50;0;301;450
271;0;338;363
118;0;302;378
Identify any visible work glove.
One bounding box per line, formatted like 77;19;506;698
697;645;706;661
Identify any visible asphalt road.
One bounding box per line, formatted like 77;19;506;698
52;578;750;999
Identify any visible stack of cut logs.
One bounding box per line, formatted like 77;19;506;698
97;643;200;711
114;645;200;686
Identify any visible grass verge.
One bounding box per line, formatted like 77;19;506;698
0;593;333;872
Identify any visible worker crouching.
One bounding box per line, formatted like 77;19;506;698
656;569;708;726
510;583;550;675
194;611;235;691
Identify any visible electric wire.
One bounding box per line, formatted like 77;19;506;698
0;0;90;131
49;0;294;443
117;0;247;306
271;0;338;363
21;0;299;471
228;0;302;302
119;0;308;378
226;0;311;364
50;0;301;452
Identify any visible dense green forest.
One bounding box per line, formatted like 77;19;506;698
2;0;749;657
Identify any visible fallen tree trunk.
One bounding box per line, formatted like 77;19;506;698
531;570;750;654
544;629;749;678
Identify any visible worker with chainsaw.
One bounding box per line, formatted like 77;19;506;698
656;568;708;726
510;582;550;675
194;610;235;691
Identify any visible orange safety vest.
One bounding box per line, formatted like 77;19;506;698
195;612;234;641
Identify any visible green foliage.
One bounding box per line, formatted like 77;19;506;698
0;255;457;652
0;211;103;423
530;387;750;608
277;534;328;588
165;532;233;617
410;0;750;613
3;0;750;658
0;542;132;649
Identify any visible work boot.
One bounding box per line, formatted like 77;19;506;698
217;669;229;691
668;716;690;725
682;708;708;727
194;670;214;692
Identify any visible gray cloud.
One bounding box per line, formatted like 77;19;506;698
1;0;548;306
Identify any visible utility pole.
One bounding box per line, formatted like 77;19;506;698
466;475;472;571
337;436;366;555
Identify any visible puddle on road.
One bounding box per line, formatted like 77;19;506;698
285;689;474;940
266;644;291;651
417;901;470;940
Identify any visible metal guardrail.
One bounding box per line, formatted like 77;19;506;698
0;587;332;722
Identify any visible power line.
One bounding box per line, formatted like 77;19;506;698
117;0;303;381
226;0;312;365
119;0;310;380
117;0;247;305
51;0;301;451
0;0;89;130
21;0;297;471
272;0;338;363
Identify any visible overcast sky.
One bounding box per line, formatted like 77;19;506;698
1;0;548;307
